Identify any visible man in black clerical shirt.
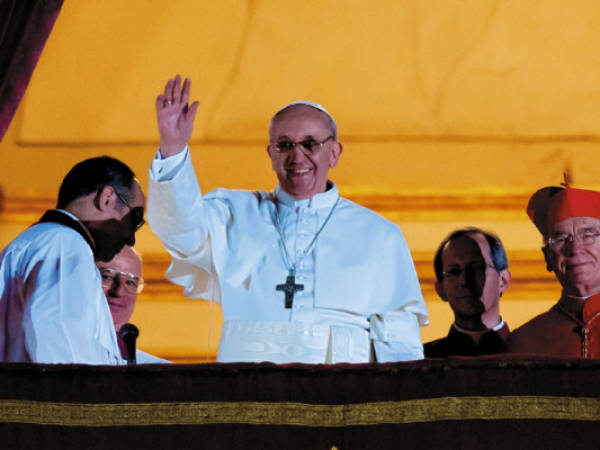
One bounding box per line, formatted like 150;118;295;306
424;227;511;358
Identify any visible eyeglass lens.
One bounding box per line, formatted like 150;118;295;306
443;263;491;279
100;269;142;293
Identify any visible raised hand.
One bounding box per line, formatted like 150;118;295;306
155;75;200;158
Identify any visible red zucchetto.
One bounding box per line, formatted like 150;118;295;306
527;185;600;236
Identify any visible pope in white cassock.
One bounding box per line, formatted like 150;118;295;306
148;76;429;363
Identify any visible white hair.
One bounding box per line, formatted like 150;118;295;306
269;100;338;139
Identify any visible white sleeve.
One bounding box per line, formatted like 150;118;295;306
147;146;231;301
368;311;425;362
23;234;120;364
148;145;220;244
364;224;427;362
150;146;189;182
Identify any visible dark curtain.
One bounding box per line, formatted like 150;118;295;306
2;357;600;450
0;0;63;141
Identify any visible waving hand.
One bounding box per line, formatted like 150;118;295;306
155;75;200;158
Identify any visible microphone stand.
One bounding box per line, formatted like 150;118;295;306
118;323;139;365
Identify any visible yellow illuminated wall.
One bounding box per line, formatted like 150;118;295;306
2;1;600;361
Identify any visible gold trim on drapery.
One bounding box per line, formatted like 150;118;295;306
1;396;599;427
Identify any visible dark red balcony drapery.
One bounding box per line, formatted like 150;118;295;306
0;0;63;140
1;356;600;449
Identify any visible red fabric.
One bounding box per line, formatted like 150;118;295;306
582;293;600;323
0;0;64;140
506;295;600;357
527;186;600;236
582;293;600;357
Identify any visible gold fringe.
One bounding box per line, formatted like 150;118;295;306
1;396;600;427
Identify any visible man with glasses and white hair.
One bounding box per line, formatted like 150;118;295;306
0;156;145;364
147;75;428;364
425;227;511;357
505;183;600;357
97;246;169;364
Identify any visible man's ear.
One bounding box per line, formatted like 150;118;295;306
498;269;511;296
542;246;553;272
329;142;343;168
435;281;448;302
95;185;117;212
266;144;277;170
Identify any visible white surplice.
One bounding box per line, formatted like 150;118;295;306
148;148;428;364
0;215;123;364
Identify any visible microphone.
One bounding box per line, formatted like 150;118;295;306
119;323;139;365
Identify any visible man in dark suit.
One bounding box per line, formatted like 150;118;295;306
425;227;511;358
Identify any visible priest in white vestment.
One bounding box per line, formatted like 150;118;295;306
0;157;146;364
148;76;429;364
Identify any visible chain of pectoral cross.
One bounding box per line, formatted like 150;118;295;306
273;197;340;308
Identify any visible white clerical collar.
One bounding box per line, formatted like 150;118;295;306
56;208;81;222
564;293;591;301
453;318;504;345
275;181;339;209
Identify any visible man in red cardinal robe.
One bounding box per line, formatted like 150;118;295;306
505;183;600;357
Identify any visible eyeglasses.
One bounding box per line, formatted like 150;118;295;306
442;262;495;280
546;230;600;251
114;189;145;231
271;136;335;155
100;268;144;294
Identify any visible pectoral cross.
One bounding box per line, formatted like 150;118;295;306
276;272;304;309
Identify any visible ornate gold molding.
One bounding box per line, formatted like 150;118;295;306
342;189;530;220
0;196;54;223
0;191;532;224
0;194;559;301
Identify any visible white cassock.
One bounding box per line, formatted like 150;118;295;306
148;148;429;364
0;213;123;364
